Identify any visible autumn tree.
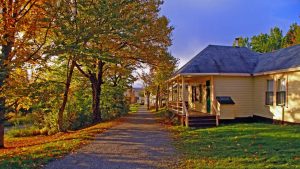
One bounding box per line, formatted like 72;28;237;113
284;23;300;47
140;70;155;110
74;0;172;122
140;52;177;111
0;0;53;147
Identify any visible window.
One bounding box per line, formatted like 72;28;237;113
276;79;286;106
265;80;274;105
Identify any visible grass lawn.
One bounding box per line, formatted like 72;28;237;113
129;103;140;113
170;123;300;169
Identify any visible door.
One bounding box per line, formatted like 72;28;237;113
206;80;211;113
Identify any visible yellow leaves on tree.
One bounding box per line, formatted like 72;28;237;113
0;0;54;67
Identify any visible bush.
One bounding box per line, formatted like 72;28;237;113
66;88;93;130
7;126;46;137
155;108;180;125
155;108;172;118
6;113;34;127
100;83;129;120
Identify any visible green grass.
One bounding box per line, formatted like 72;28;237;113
170;123;300;169
129;103;140;113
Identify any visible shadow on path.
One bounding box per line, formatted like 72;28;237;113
45;106;178;169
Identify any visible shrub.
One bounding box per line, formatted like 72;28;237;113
155;108;180;125
7;126;45;137
100;83;129;120
6;113;34;127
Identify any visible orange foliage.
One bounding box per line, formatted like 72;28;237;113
0;0;54;66
0;119;123;160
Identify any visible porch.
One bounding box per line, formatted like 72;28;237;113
167;75;220;127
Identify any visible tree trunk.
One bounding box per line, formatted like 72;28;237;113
89;60;104;123
159;97;163;108
155;85;160;112
0;34;14;148
75;60;104;123
58;59;76;132
0;98;5;148
146;92;150;110
90;79;102;123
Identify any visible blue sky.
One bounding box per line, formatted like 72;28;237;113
160;0;300;67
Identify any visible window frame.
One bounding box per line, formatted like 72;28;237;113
265;80;274;106
276;78;287;106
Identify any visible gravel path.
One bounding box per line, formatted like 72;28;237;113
45;106;178;169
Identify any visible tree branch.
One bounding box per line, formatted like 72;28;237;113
74;62;90;78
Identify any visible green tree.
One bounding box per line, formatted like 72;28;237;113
251;33;270;53
47;0;90;131
268;27;284;51
75;0;173;122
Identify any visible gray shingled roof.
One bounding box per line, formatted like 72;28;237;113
254;45;300;73
176;44;300;75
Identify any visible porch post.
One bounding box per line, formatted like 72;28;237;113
182;76;189;127
166;82;169;109
181;76;184;115
171;82;173;102
177;77;179;114
211;75;219;126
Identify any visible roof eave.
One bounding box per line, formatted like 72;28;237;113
166;73;252;83
254;66;300;76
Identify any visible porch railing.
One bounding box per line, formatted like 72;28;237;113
183;101;189;126
212;102;220;126
168;101;184;115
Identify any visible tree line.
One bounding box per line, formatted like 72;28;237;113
0;0;177;148
234;23;300;52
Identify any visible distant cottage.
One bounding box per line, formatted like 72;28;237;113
167;44;300;127
125;88;144;104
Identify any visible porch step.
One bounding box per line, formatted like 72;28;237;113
188;116;216;128
189;118;216;123
189;123;216;128
189;116;216;120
